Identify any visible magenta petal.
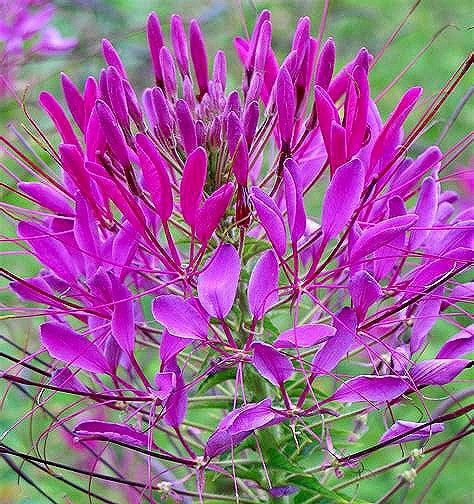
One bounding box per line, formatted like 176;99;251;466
370;87;423;169
410;291;442;354
349;270;382;320
275;324;336;349
437;324;474;359
321;158;364;240
197;244;240;319
50;368;88;393
18;221;77;283
283;158;306;243
163;364;187;428
248;250;279;320
106;65;129;131
409;359;471;387
61;72;85;132
189;19;209;97
350;214;418;263
232;138;249;185
409;177;439;249
110;276;135;355
276;66;295;148
160;330;193;368
314;85;339;156
39;91;82;153
205;398;275;458
315;37;336;90
147;12;164;85
180;147;207;227
252;342;294;386
379;421;444;445
95;99;130;169
170;14;189;77
136;134;173;222
74;420;150;447
195;183;234;244
102;39;127;79
250;187;286;256
330;375;408;403
153;371;176;400
40;322;110;374
152;295;208;340
18;182;73;216
311;307;357;375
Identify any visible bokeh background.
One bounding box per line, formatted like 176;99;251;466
0;1;472;503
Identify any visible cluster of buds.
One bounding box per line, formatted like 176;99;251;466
1;6;472;503
0;0;76;96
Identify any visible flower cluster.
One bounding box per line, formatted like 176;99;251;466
1;7;472;503
0;0;76;96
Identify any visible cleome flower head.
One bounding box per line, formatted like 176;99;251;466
1;5;472;503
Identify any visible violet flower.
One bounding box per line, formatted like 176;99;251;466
1;6;472;503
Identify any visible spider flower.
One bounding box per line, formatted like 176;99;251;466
2;6;473;503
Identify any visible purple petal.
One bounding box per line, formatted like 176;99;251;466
74;420;150;447
110;276;135;355
40;322;110;374
409;177;439;249
321;158;364;240
437;324;474;359
349;270;382;320
197;244;240;319
101;39;127;78
95;99;129;168
170;14;189;77
39;91;82;153
18;182;73;216
250;187;286;256
152;295;208;340
61;73;85;132
195;183;234;244
379;421;444;445
350;214;418;263
283;158;306;243
189;19;209;97
205;398;275;458
329;375;408;403
163;363;187;428
410;290;442;354
180;147;207;227
153;371;176;400
312;308;356;375
176;100;198;155
274;323;336;348
370;87;423;169
136;134;173;222
160;330;193;368
276;66;295;148
248;250;279;320
18;221;77;283
50;368;88;393
315;38;336;90
147;12;164;85
410;359;471;387
252;342;294;386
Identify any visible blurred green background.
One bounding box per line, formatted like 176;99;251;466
0;0;472;503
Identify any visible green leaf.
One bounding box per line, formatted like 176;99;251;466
242;237;271;263
188;396;234;409
263;317;281;338
198;368;237;393
289;475;370;504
